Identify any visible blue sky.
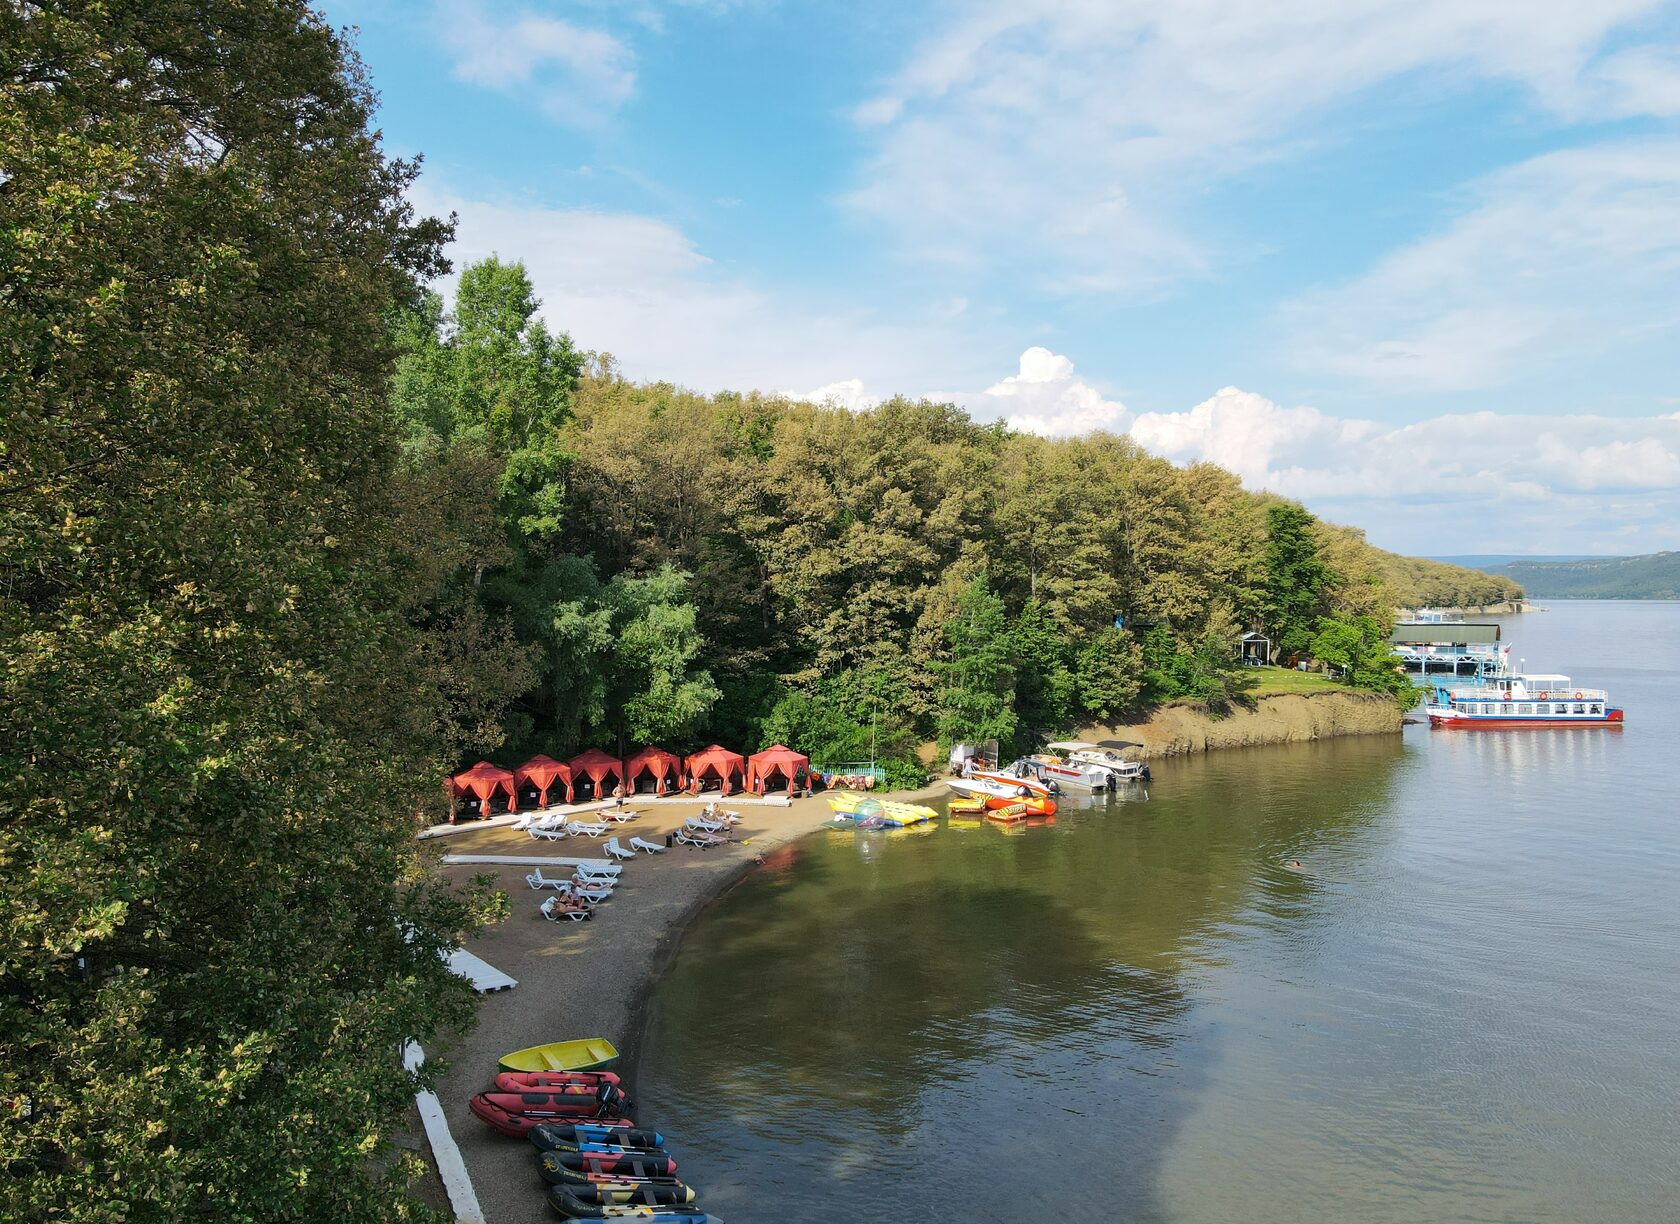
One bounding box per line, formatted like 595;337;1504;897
323;0;1680;555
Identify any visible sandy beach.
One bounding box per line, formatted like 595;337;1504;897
419;788;940;1224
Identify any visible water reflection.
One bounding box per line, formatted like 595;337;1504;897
640;738;1407;1222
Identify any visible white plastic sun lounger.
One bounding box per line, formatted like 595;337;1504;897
528;825;571;841
539;895;591;923
602;807;638;824
604;838;635;862
684;815;728;834
567;819;610;838
628;836;666;854
676;827;724;849
525;867;573;890
572;859;623;879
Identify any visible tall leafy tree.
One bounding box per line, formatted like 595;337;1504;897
1261;503;1335;660
1010;598;1076;743
932;578;1018;751
1;5;484;1219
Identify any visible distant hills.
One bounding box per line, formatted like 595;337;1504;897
1443;552;1680;599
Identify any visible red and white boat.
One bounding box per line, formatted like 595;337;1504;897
1424;673;1624;729
947;760;1058;800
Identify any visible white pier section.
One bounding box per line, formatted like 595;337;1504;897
404;1041;485;1224
445;947;517;993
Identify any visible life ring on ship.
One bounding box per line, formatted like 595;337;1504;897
1538;691;1549;700
1501;691;1512;700
1574;691;1583;700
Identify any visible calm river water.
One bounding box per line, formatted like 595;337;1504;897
639;602;1680;1223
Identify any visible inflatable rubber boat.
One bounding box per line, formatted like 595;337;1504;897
530;1122;664;1151
559;1181;697;1207
547;1186;712;1220
538;1148;678;1183
496;1071;621;1093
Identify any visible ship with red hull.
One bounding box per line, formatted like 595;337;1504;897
1424;673;1624;729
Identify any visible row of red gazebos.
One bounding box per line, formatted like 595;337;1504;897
447;744;810;821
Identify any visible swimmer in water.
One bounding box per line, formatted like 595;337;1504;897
1284;859;1304;871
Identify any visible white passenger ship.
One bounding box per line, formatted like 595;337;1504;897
1423;673;1624;729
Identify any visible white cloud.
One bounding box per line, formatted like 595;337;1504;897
1123;384;1680;552
435;1;637;123
975;346;1130;436
791;378;880;411
1287;140;1680;388
846;1;1678;291
413;181;1002;397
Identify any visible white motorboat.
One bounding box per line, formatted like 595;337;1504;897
948;763;1057;799
1046;741;1151;783
1022;754;1111;791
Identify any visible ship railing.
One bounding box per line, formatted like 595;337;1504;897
1448;688;1608;703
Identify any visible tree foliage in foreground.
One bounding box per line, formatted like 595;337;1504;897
1;6;491;1220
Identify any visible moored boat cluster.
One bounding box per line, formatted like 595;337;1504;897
468;1039;720;1222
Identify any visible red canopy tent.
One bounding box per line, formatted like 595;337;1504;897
446;761;517;822
746;744;810;795
625;745;685;795
684;744;745;796
568;748;626;799
514;754;574;808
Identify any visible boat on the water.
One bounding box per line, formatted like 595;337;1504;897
946;795;988;816
947;762;1058;800
1020;753;1112;791
1045;741;1151;783
1423;674;1624;729
986;798;1057;822
498;1037;620;1074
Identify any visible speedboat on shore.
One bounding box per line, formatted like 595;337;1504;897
1046;742;1152;783
1423;674;1624;728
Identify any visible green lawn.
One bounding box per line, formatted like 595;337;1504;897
1245;665;1358;696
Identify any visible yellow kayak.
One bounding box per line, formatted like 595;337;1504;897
498;1037;620;1074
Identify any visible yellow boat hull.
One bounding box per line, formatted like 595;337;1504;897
498;1037;620;1073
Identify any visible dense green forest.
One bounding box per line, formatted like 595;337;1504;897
1474;552;1680;599
0;5;1517;1220
2;7;491;1221
388;258;1518;785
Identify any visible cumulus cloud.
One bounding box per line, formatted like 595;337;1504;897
975;347;1130;436
846;1;1678;291
1287;140;1680;389
1124;385;1680;552
434;1;637;124
411;181;1003;398
791;378;880;411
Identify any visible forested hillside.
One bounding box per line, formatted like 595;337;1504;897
1478;552;1680;599
389;260;1516;781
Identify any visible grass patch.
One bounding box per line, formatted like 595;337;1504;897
1244;666;1359;696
